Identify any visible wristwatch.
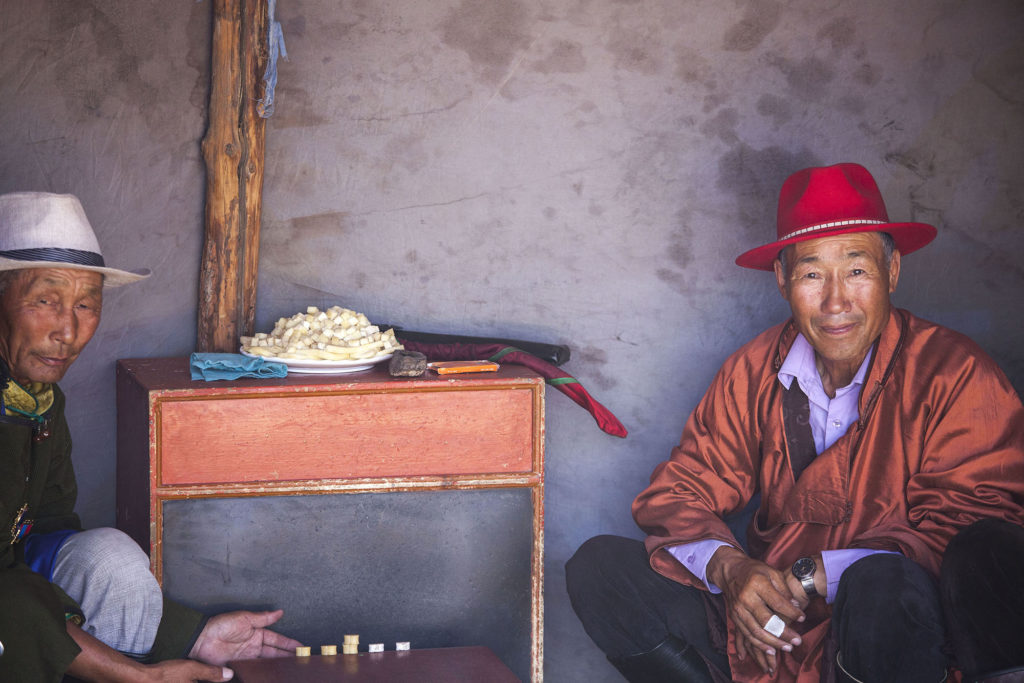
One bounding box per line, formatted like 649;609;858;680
792;557;818;597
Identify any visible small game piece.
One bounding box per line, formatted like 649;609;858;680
396;641;410;651
369;643;384;653
295;646;311;657
343;634;359;655
320;645;337;656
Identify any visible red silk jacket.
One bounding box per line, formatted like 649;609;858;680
633;309;1024;682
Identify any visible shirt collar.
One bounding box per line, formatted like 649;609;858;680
777;333;873;398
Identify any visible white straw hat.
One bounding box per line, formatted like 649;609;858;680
0;192;150;287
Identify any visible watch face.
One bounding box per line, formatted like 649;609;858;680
792;557;815;579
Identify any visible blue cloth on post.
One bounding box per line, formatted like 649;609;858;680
189;352;288;381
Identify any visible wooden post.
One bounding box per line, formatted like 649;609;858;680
197;0;269;352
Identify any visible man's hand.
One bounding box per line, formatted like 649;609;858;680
189;609;303;666
66;622;234;682
707;546;805;676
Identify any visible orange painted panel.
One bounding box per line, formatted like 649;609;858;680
158;388;535;485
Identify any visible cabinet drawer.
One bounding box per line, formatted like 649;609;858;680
157;387;536;485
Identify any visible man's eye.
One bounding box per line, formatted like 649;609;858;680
850;268;866;276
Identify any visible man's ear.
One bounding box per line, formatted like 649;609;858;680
888;250;901;293
773;257;789;301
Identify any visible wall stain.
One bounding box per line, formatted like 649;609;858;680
837;95;866;115
607;28;662;75
702;87;728;114
531;39;587;74
974;45;1024;105
577;346;616;391
853;62;882;86
290;211;350;235
700;108;740;144
722;0;781;52
186;2;211;113
667;212;695;270
656;267;686;290
385;133;430;174
764;53;836;101
47;2;160;129
756;93;793;126
269;85;331;129
674;46;713;84
441;0;533;84
884;151;936;180
816;17;856;51
716;145;821;242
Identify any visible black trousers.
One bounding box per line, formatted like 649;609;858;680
566;536;950;682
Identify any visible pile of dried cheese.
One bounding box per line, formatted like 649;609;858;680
241;306;402;361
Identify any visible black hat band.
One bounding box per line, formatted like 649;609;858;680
0;247;105;268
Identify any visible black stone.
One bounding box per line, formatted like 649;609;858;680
389;349;427;377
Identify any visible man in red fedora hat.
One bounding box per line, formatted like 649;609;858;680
567;164;1024;682
0;192;303;682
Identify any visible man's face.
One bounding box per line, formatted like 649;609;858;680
0;268;103;385
774;232;900;372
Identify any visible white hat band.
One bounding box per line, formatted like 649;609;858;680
782;218;886;241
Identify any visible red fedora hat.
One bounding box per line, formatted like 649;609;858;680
735;163;937;271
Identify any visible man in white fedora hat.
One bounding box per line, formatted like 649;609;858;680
0;192;301;682
566;164;1024;682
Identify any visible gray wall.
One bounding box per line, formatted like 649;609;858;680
2;1;1022;680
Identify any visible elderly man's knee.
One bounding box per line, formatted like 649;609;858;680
836;553;942;639
941;518;1024;678
566;535;647;603
64;527;150;571
54;528;160;608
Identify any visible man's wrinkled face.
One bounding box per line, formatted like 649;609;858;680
774;232;900;372
0;268;103;385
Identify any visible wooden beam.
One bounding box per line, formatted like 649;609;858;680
197;0;269;352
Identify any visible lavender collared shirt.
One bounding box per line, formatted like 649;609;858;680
667;334;896;603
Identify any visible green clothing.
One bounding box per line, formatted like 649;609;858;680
0;382;205;682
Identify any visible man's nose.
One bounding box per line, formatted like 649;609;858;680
821;277;849;313
51;307;78;345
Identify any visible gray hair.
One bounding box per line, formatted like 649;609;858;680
0;271;14;296
776;231;896;276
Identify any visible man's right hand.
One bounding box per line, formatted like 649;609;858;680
706;545;805;676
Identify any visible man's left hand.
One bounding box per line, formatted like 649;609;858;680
189;609;303;665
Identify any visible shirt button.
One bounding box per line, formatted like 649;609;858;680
832;420;841;428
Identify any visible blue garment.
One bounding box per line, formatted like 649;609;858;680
189;352;288;381
24;529;79;581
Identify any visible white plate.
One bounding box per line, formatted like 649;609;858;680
239;349;393;374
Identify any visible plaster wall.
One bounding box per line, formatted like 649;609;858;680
2;1;1023;680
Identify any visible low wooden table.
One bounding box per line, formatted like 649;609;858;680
228;647;520;682
115;358;545;681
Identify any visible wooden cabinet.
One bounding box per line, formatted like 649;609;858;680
116;358;545;681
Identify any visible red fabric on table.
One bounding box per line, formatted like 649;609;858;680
397;340;627;438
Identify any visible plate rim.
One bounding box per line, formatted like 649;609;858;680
239;348;394;369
